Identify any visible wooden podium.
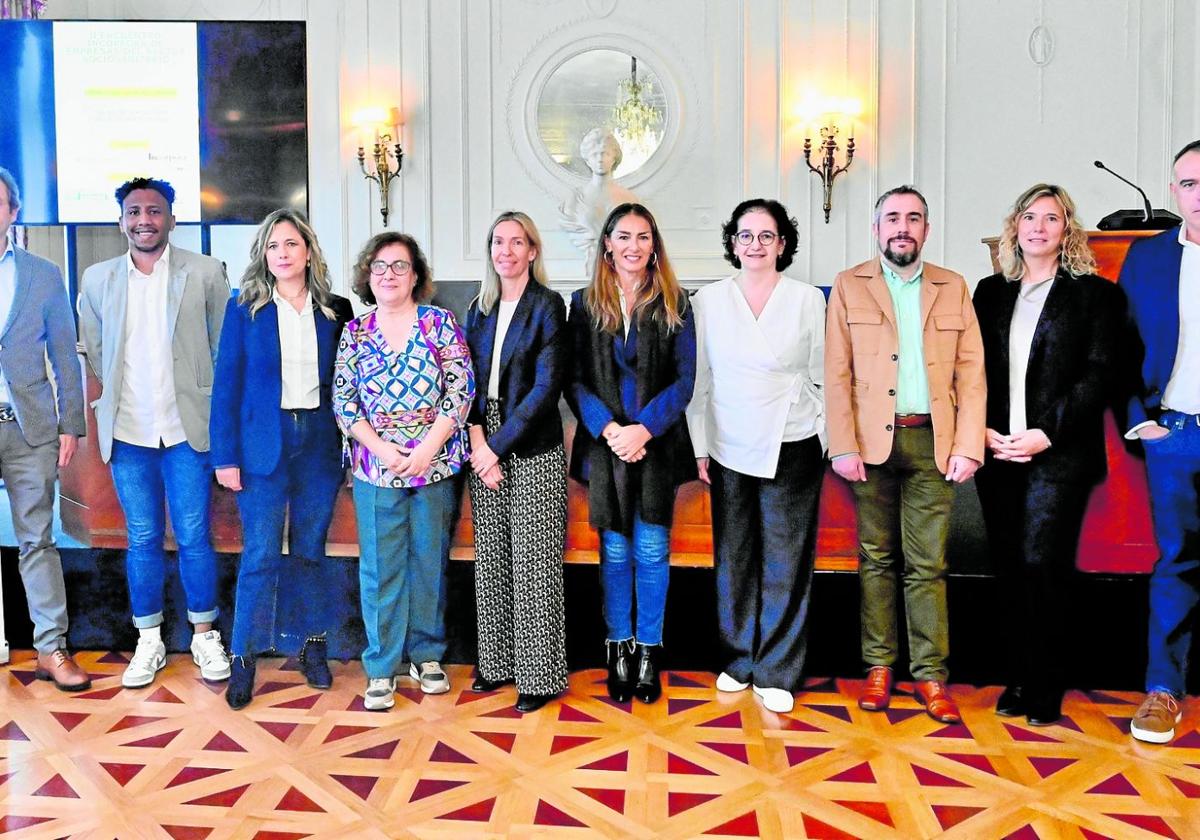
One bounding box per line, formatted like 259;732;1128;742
55;230;1160;573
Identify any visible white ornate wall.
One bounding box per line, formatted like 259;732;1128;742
42;0;1200;294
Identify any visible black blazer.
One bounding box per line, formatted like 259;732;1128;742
463;280;567;459
211;293;354;476
972;269;1127;484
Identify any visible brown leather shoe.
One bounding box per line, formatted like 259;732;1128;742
915;680;961;723
34;649;92;692
859;666;893;711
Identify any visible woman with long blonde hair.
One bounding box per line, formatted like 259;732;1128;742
973;183;1127;725
210;208;354;709
566;202;696;705
463;211;569;713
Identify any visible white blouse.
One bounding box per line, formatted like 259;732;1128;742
686;273;827;478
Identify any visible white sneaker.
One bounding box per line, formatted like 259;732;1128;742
409;661;450;694
122;637;167;688
190;630;232;682
753;685;795;713
716;672;750;693
364;677;397;711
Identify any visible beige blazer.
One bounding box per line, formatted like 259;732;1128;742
824;257;985;473
78;247;230;462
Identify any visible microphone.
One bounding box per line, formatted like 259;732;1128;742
1093;160;1181;230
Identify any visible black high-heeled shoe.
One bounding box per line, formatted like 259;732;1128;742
299;634;332;689
633;643;662;704
472;674;514;692
515;692;557;713
606;639;636;703
226;655;256;710
994;685;1024;717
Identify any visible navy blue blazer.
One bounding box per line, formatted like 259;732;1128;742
463;280;566;459
210;293;354;475
973;269;1127;484
1120;227;1186;427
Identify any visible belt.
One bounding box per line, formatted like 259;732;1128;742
0;404;15;423
893;413;932;428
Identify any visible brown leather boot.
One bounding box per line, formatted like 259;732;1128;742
34;649;91;692
859;666;893;711
915;680;961;723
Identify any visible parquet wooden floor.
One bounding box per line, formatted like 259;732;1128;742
2;651;1200;839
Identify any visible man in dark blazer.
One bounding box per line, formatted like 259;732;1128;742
1122;139;1200;744
77;177;231;691
0;167;89;690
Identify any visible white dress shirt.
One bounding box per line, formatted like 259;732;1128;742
487;298;519;400
1007;276;1055;434
0;238;16;405
1163;225;1200;413
687;274;827;478
273;288;320;409
114;245;188;448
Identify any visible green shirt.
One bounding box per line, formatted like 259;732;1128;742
882;262;930;414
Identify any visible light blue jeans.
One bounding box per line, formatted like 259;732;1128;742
110;440;219;629
599;514;670;645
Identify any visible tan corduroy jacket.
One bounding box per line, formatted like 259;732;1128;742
824;257;986;473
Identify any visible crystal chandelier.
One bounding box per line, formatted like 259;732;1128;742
611;56;661;169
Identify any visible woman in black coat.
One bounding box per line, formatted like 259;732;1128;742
463;211;568;714
972;183;1127;725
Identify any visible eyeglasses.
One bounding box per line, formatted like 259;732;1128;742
369;259;412;276
735;230;780;247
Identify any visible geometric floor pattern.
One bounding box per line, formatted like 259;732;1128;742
3;652;1200;838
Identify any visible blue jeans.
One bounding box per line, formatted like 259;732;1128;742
1143;411;1200;696
110;439;219;628
599;514;670;645
353;477;456;679
230;409;343;656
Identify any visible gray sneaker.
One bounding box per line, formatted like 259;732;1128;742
409;661;450;694
364;676;397;711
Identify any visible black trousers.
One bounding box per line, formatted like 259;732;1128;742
709;436;824;691
975;459;1091;695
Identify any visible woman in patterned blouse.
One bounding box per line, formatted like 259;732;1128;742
333;232;475;711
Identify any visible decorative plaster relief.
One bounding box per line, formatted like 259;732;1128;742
1028;24;1054;66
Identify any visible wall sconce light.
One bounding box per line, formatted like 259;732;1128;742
799;96;861;223
354;106;404;227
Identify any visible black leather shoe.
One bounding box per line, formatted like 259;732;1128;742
995;685;1024;717
472;674;514;692
225;655;256;710
515;692;556;713
299;634;333;689
606;639;636;702
1025;690;1064;726
633;643;662;704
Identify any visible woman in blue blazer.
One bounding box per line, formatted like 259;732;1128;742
464;211;568;713
210;209;354;709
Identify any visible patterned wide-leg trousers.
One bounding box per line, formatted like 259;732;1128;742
468;400;569;694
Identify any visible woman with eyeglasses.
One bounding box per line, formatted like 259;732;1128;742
566;202;696;705
210;209;354;709
463;211;568;714
333;232;475;712
685;198;826;715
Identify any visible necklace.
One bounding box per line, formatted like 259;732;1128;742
277;284;308;302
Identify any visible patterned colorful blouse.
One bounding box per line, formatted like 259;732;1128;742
333;306;475;488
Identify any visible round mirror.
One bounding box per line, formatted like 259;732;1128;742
537;48;668;180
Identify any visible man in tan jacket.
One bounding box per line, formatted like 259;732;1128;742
825;185;985;723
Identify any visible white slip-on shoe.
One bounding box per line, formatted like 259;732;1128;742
716;672;750;693
364;677;397;711
123;637;167;688
753;685;795;714
190;630;232;681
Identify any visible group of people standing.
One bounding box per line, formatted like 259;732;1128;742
1;138;1198;745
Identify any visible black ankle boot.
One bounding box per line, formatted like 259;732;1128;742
299;634;332;689
226;655;256;710
633;643;662;704
606;639;635;702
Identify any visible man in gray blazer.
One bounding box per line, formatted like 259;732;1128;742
78;177;231;689
0;167;89;690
